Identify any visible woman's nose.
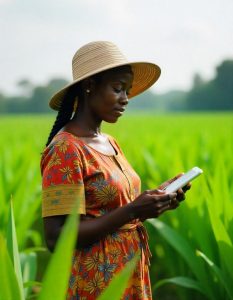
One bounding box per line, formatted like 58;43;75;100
119;91;129;105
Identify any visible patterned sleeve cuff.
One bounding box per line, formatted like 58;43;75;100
42;184;86;217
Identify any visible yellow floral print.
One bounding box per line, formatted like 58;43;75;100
84;272;105;294
47;152;61;169
55;138;69;153
94;185;118;205
108;248;121;263
73;159;81;168
84;253;103;271
60;166;73;183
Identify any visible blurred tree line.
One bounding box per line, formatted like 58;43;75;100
0;59;232;114
0;79;68;113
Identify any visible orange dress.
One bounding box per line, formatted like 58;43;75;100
41;131;152;300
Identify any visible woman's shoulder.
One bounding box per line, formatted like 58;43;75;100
51;131;84;148
40;132;84;172
41;132;78;154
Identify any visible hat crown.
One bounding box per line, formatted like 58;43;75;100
72;41;129;80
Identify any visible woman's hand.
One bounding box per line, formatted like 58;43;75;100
158;173;192;204
130;174;192;222
129;189;178;221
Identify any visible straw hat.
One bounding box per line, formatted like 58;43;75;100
49;41;161;111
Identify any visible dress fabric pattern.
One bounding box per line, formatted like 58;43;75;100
41;131;152;300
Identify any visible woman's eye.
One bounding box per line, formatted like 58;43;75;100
113;87;130;95
113;87;122;93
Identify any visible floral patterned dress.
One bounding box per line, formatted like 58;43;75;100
41;131;152;300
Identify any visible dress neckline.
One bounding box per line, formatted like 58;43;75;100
57;131;118;157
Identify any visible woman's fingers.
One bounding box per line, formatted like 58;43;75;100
152;192;177;211
176;188;185;201
182;182;192;192
146;188;166;195
137;178;190;220
157;198;179;214
176;182;191;201
136;190;180;220
153;192;180;216
154;192;177;202
148;189;177;200
169;198;180;209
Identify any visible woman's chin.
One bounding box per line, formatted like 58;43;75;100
104;115;121;123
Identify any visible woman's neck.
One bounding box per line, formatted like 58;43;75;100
63;112;102;138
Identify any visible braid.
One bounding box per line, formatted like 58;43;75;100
45;88;76;147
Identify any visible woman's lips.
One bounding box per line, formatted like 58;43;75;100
114;107;125;113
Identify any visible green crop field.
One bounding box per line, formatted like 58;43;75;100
0;112;233;300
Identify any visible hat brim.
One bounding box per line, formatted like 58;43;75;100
49;61;161;111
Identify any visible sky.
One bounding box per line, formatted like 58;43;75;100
0;0;232;95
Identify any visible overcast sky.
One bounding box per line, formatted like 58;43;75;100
0;0;232;95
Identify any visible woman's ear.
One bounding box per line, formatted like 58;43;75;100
82;78;96;95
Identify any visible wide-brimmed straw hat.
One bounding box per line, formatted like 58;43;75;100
49;41;161;111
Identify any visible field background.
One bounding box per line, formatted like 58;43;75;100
0;112;233;299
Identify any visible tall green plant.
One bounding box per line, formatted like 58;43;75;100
6;200;24;299
1;198;140;300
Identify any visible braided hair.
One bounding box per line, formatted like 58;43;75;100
45;85;82;147
45;69;118;147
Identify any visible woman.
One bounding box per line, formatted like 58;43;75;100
41;41;190;300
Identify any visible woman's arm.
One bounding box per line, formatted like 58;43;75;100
44;203;133;251
43;189;178;251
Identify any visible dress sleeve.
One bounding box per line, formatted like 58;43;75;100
41;137;86;217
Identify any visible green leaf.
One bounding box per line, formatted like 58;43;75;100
38;209;79;300
98;252;140;300
6;199;24;299
148;219;214;299
20;252;37;297
197;250;233;300
205;188;233;281
0;233;22;300
23;246;47;254
153;276;206;295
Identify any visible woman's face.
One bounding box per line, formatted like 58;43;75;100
87;67;133;123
